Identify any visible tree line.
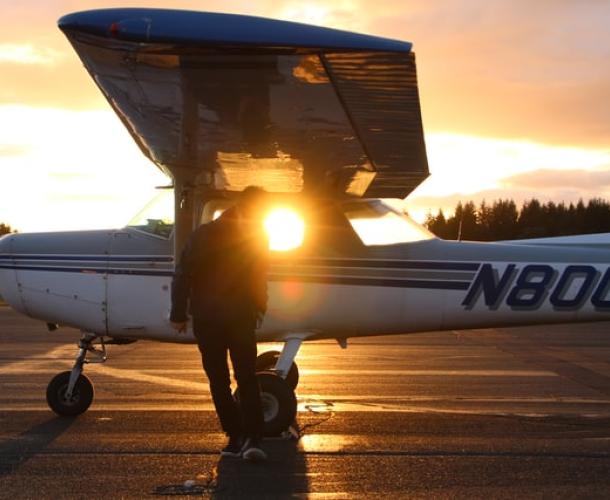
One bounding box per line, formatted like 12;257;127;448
0;223;14;236
424;198;610;241
4;197;610;243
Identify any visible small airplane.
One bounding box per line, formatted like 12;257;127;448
2;8;610;435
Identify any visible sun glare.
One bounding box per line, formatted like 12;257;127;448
264;208;305;251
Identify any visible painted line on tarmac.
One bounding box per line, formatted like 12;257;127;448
96;366;210;391
299;395;610;403
0;345;558;380
0;347;211;391
1;396;609;418
0;365;559;377
301;369;558;377
0;403;608;418
2;394;609;404
10;447;610;459
0;345;74;374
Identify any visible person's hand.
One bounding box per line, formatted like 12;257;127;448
171;320;188;333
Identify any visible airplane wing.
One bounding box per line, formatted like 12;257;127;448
58;9;429;198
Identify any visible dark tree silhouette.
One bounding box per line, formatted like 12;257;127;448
424;198;610;241
487;199;518;240
424;209;447;238
0;223;14;236
518;199;545;239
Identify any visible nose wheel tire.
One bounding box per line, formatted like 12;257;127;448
256;350;299;390
46;370;94;416
234;371;297;436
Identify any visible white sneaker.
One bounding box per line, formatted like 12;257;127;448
241;438;267;462
220;435;244;457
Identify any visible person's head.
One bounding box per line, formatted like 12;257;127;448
235;186;267;224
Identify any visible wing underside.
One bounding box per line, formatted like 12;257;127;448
60;9;429;198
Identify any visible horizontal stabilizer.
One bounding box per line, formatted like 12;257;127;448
504;232;610;249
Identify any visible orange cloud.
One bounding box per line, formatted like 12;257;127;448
504;169;610;191
367;0;610;148
0;44;64;65
0;145;29;156
3;1;609;147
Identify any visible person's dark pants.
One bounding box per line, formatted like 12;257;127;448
193;315;264;439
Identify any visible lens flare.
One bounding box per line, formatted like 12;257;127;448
264;208;305;251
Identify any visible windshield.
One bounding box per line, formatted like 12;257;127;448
342;200;434;246
125;193;431;245
127;190;174;239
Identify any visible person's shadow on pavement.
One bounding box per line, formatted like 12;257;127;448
211;437;308;498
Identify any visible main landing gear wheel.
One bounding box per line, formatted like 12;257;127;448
256;350;299;390
46;370;94;416
235;371;297;436
258;371;297;436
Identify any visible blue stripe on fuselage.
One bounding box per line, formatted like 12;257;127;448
0;257;477;290
0;255;173;262
0;254;477;271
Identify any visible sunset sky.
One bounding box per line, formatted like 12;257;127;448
1;0;610;231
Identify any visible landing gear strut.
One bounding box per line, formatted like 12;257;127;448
46;333;106;416
246;335;306;435
256;351;299;389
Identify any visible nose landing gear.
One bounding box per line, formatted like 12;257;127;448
46;333;106;416
46;370;94;416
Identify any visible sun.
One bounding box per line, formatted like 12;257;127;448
264;208;305;251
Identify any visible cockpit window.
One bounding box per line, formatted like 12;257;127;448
127;190;174;239
342;200;434;246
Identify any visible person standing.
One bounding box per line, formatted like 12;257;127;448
170;186;269;461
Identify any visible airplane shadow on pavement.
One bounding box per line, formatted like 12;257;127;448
0;416;75;476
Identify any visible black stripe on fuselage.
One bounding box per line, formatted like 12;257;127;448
0;264;174;276
0;255;173;262
282;258;480;271
0;263;472;290
268;274;471;290
0;254;479;271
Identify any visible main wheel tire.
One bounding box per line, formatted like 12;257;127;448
46;370;94;416
234;371;297;436
256;350;299;390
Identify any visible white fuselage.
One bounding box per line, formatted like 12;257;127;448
3;232;610;344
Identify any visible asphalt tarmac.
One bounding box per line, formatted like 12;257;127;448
0;306;609;498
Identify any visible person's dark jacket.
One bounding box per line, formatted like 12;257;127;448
170;208;269;325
